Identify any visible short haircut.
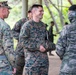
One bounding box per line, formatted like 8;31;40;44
28;10;31;13
65;22;68;25
51;21;54;24
30;4;43;10
69;5;76;11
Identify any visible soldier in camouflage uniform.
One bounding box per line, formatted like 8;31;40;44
56;5;76;75
0;1;16;75
12;10;32;75
19;4;54;75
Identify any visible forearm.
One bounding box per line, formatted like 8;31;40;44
56;40;65;59
4;45;15;67
12;30;19;40
3;35;15;67
20;38;40;51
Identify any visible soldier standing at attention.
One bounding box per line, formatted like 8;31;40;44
12;10;32;75
56;5;76;75
0;1;16;75
19;4;53;75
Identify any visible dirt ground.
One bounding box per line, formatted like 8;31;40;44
48;51;61;75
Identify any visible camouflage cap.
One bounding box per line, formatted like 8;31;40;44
0;1;11;9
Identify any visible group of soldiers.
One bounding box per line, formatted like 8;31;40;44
12;6;32;75
0;1;76;75
0;1;54;75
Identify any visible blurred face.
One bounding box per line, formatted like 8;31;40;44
28;12;32;20
3;7;10;18
51;22;54;26
32;7;44;20
68;10;76;23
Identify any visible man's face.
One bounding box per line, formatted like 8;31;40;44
3;7;10;18
28;12;32;19
51;22;54;26
68;10;76;23
33;7;44;19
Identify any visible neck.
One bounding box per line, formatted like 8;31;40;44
32;16;40;22
0;15;4;20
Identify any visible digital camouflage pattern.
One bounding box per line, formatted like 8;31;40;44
59;72;76;75
56;10;76;75
12;18;28;41
0;18;15;75
12;18;27;75
19;20;52;75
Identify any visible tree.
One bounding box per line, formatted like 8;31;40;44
68;0;73;5
44;0;75;33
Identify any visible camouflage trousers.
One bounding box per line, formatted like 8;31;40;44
15;55;25;75
0;66;13;75
25;65;48;75
59;72;76;75
0;71;13;75
15;43;25;75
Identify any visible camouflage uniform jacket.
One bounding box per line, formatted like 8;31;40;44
0;18;15;69
12;18;28;58
56;22;76;73
19;20;49;67
12;18;28;41
12;18;28;70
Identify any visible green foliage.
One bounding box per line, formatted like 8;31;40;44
42;5;51;24
73;0;76;4
5;2;22;29
42;1;71;43
42;4;69;31
0;0;6;1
